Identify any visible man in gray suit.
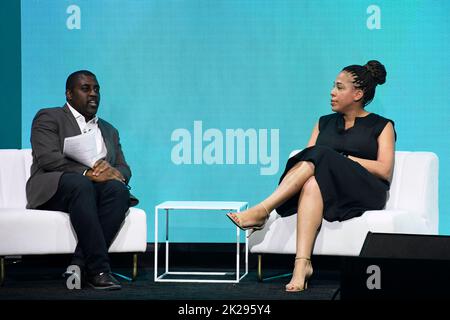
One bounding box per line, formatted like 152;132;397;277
26;70;138;290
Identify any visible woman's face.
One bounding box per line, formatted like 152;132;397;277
330;71;363;112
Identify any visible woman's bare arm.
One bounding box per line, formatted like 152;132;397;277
348;122;396;181
307;122;320;147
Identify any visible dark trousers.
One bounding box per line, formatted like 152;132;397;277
39;173;130;276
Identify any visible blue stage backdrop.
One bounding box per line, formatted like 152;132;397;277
21;1;450;241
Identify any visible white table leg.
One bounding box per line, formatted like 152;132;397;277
165;209;170;274
154;206;158;281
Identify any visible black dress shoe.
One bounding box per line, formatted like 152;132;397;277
87;272;121;290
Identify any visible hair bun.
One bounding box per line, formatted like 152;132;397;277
365;60;386;85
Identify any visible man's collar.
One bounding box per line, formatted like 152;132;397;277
66;102;98;124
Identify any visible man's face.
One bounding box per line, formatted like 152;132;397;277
66;74;100;121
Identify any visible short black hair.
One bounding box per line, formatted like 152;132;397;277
66;70;97;91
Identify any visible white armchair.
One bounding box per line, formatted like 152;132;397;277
0;149;147;285
249;151;439;280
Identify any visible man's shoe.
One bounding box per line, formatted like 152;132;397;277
87;272;121;290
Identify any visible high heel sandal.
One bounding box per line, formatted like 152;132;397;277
226;203;270;238
285;257;313;292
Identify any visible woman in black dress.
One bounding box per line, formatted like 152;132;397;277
227;60;396;292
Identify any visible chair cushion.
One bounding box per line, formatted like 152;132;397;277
250;209;432;256
0;207;147;255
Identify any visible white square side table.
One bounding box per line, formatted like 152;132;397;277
154;201;249;283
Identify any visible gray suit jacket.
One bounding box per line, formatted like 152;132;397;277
26;104;138;209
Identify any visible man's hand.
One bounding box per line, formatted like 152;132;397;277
86;160;125;183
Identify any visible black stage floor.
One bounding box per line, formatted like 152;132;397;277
0;261;340;301
0;251;342;301
0;268;340;301
0;253;345;317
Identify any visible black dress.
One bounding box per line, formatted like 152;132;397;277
275;112;396;222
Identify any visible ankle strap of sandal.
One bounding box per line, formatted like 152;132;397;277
260;202;270;215
295;256;311;261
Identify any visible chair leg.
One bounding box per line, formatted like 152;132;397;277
132;253;138;281
112;253;139;282
257;254;293;282
0;257;4;286
257;254;263;282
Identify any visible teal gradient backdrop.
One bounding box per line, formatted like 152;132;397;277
0;0;21;148
21;1;449;241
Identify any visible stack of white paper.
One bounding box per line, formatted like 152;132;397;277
63;131;103;168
